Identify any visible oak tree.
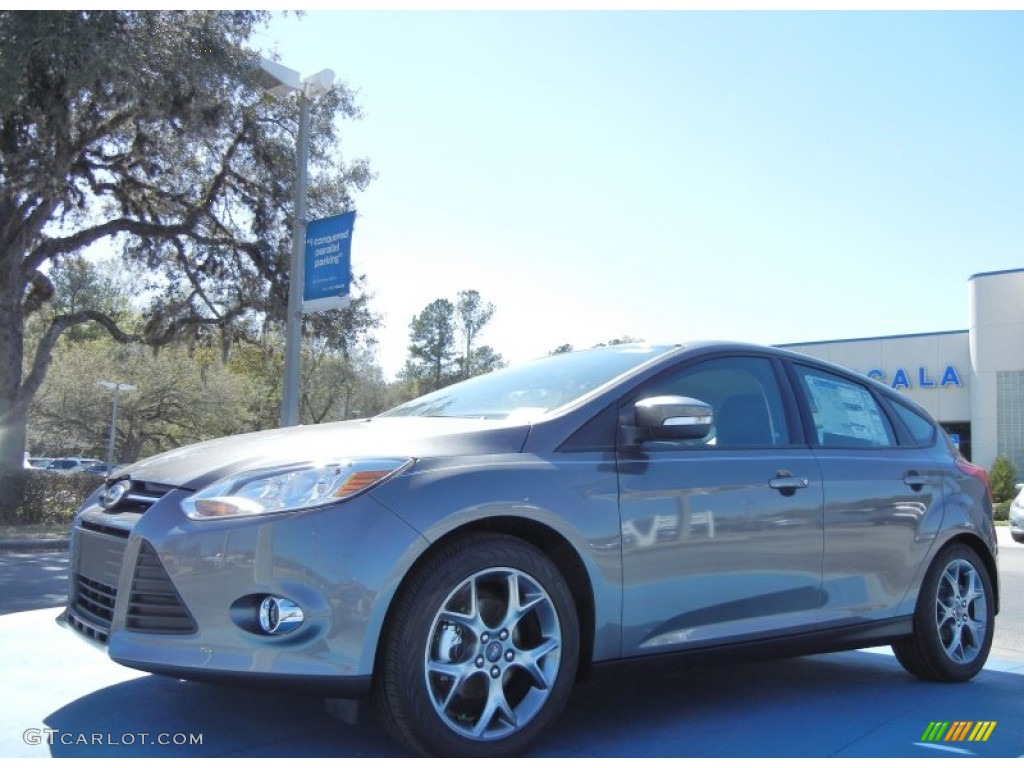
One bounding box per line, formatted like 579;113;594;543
0;11;370;509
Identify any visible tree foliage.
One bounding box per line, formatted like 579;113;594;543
402;290;504;395
27;315;389;466
456;289;495;378
22;254;386;459
989;454;1018;504
301;346;389;424
594;336;644;347
0;10;371;502
466;344;505;377
30;339;260;464
405;298;457;393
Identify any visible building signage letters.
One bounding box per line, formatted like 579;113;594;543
866;366;963;390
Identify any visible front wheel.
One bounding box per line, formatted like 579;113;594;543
892;543;994;682
373;533;580;757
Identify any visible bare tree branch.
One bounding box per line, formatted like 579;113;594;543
17;310;142;414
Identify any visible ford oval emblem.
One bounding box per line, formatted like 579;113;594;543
99;480;130;509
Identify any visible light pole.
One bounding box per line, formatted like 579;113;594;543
98;381;136;467
254;58;335;428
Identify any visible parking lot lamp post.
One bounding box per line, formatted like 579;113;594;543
98;381;136;467
254;58;335;428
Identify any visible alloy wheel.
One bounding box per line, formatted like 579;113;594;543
934;557;988;665
423;567;562;741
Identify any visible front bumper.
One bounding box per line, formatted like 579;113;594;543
60;484;426;695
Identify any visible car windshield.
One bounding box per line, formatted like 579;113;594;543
381;345;673;421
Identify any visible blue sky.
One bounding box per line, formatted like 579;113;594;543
257;11;1023;377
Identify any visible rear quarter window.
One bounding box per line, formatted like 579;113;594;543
888;399;937;446
794;365;896;448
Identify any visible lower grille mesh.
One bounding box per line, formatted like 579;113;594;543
69;575;117;644
75;575;117;622
126;541;197;634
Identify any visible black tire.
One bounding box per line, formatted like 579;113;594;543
892;543;993;682
1011;532;1024;544
372;533;580;757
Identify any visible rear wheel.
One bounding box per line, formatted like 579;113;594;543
373;533;579;757
892;544;993;682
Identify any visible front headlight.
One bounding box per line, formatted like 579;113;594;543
180;458;413;520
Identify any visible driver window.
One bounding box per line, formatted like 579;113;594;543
633;356;790;449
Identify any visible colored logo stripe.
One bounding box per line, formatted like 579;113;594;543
947;721;972;741
920;721;996;742
968;722;997;742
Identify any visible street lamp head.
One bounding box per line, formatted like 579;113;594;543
98;381;137;392
255;57;302;97
303;69;336;97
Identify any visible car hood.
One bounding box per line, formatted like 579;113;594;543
116;417;531;490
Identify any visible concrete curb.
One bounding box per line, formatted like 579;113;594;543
0;538;70;553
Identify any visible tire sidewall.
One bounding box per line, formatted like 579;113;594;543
382;535;580;757
916;544;994;682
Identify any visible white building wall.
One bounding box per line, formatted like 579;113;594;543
778;270;1024;475
781;268;1024;472
969;269;1024;470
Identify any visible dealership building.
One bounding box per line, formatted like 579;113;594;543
780;268;1024;473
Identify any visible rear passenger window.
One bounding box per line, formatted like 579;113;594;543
889;400;937;446
794;366;895;448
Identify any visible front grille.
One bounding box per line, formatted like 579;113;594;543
68;576;118;644
75;575;117;621
126;541;197;634
67;527;128;645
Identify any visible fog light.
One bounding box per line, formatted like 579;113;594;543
258;596;304;635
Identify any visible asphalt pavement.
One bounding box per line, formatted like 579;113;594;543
1;529;1022;758
0;551;69;616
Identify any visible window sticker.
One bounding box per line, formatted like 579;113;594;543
803;373;891;446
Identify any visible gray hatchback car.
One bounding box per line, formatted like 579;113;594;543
60;342;998;756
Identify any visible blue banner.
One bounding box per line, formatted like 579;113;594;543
304;211;355;310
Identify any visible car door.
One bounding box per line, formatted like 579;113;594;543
788;363;946;623
618;354;825;655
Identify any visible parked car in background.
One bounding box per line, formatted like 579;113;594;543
46;458;105;473
25;456;55;470
66;461;111;475
60;342;999;757
1010;484;1024;543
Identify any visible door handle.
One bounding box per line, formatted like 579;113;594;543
903;471;930;491
769;472;809;496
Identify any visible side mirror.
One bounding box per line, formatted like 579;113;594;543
634;396;713;441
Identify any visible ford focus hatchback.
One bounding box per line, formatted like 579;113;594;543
60;342;998;756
